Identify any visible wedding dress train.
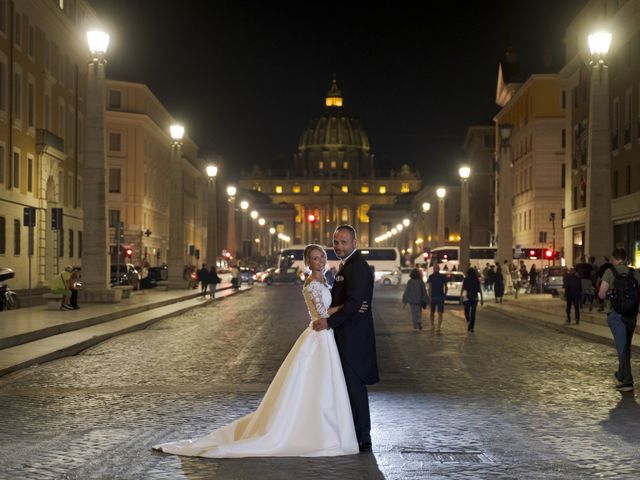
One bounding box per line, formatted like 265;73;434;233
153;279;358;457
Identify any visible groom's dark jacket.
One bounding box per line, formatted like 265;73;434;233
328;250;379;385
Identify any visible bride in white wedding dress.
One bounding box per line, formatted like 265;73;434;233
153;244;360;457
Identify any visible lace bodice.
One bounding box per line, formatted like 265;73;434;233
303;279;332;320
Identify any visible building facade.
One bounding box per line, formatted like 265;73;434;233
238;80;422;249
561;0;640;267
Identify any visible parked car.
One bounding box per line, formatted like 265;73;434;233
110;264;141;289
444;272;465;303
239;267;256;285
542;266;567;294
148;265;168;286
377;269;402;286
257;267;276;283
265;267;304;285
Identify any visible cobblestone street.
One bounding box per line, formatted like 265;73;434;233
1;285;639;479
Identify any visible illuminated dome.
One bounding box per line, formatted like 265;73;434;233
294;79;373;177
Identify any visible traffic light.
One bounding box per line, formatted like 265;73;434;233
124;248;133;257
544;249;554;260
307;213;317;223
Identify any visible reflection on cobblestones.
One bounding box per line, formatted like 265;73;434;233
0;286;639;479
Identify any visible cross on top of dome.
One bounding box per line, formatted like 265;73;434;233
325;76;343;108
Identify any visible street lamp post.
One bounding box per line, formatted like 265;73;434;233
240;200;249;260
497;123;513;264
226;186;237;260
459;166;471;272
549;212;556;265
206;164;218;268
81;31;120;302
436;188;446;247
269;227;276;259
422;202;431;249
586;31;613;261
167;125;186;289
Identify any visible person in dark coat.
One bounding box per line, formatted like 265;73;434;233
461;267;483;332
312;224;378;453
494;264;505;303
564;267;583;324
529;265;539;293
207;265;221;299
402;268;429;331
197;264;209;297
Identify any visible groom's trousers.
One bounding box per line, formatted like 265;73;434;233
342;361;371;443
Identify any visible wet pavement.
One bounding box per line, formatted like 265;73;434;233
0;284;639;479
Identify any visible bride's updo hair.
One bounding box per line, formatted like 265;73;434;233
303;244;327;272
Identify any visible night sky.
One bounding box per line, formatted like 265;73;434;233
88;0;588;184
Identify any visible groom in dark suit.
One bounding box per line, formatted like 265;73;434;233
312;224;379;452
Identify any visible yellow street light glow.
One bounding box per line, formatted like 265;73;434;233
206;165;218;178
240;200;249;210
258;218;266;226
226;185;237;197
403;218;410;227
87;31;110;54
269;227;276;234
396;224;403;231
250;210;259;219
436;187;446;199
170;125;185;140
459;166;471;179
422;202;431;212
588;31;612;56
391;228;398;235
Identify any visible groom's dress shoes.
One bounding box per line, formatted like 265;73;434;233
359;441;372;452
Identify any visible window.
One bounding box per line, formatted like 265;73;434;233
13;12;21;48
275;185;283;194
341;208;349;222
379;185;387;194
613;170;618;198
27;80;34;128
0;144;4;184
13;219;20;255
109;89;121;109
401;182;410;193
624;89;632;145
69;229;74;257
313;185;320;193
318;161;323;169
0;216;4;254
27;156;32;192
331;161;337;169
612;97;620;150
561;164;565;188
626;165;631;195
360;184;369;193
13;70;21;121
561;129;566;148
341;185;348;193
12;151;19;189
109;132;121;151
66;172;73;205
0;0;6;34
343;161;349;169
562;90;566;109
108;168;121;193
0;60;5;112
28;25;34;58
292;184;301;193
58;100;65;138
108;210;120;228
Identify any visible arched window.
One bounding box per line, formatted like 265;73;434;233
341;208;349;223
357;205;370;223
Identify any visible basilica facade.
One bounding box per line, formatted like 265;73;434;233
238;80;422;247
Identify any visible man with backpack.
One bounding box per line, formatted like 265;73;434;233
598;248;640;392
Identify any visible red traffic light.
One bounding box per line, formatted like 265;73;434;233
529;249;536;257
124;248;133;257
544;249;554;259
307;213;317;223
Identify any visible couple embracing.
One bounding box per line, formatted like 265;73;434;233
154;224;379;457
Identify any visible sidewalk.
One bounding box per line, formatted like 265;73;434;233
481;291;640;351
0;283;251;376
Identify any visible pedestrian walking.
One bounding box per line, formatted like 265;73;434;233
529;265;538;294
402;269;429;331
427;265;448;333
69;267;81;309
50;266;74;310
596;256;613;312
576;256;595;311
207;265;221;299
197;264;209;297
140;260;150;294
461;267;483;332
482;263;491;292
230;264;240;290
503;260;514;295
494;264;505;303
598;248;640;393
487;265;496;292
563;267;582;324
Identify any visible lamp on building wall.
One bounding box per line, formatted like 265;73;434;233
585;30;613;262
206;163;218;267
226;185;237;260
459;166;471;272
436;187;446;247
497;123;513;263
167;124;186;289
81;30;118;301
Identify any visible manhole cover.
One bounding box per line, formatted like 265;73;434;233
399;449;493;464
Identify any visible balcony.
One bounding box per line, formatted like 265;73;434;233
36;129;65;153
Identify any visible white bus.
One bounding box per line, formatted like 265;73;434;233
416;246;497;276
278;246;401;281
